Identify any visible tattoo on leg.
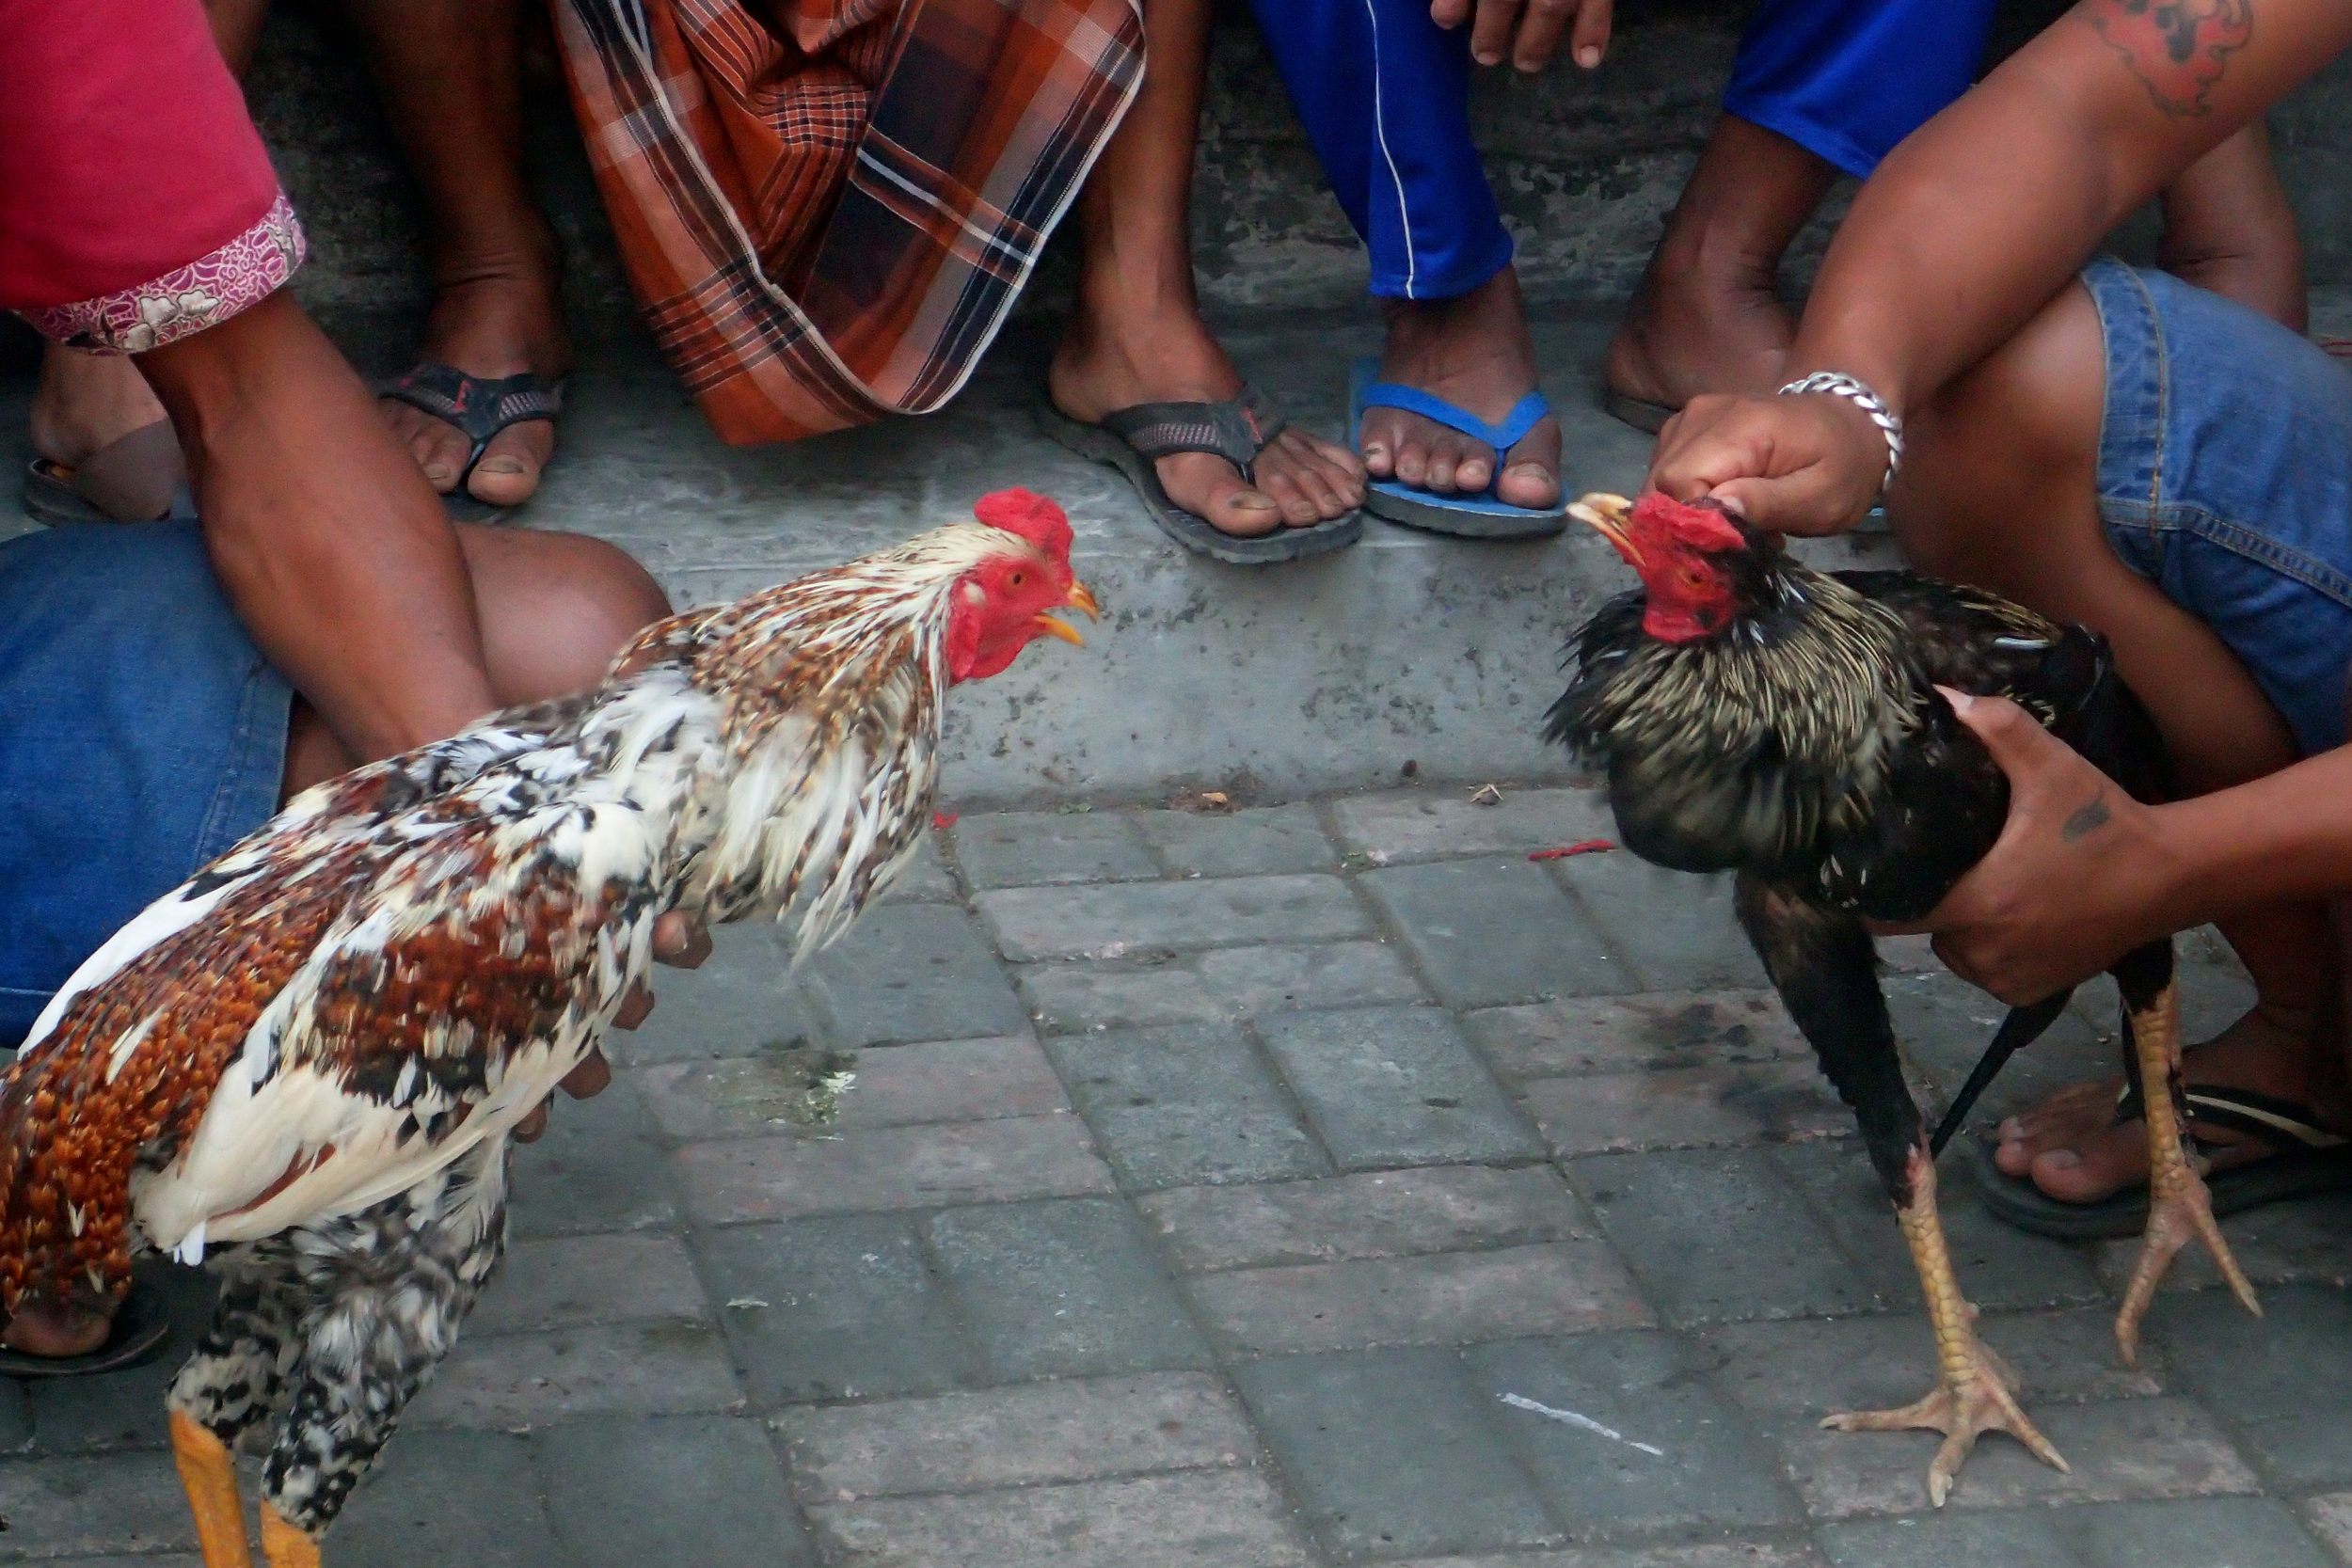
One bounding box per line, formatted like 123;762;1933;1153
2062;790;2113;842
2081;0;2254;117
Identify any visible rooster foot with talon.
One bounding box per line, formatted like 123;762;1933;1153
1827;1150;2069;1506
2114;978;2262;1366
1822;1331;2068;1508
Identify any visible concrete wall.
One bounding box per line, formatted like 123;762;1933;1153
8;0;2347;376
217;0;2351;376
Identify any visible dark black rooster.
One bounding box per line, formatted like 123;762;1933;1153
1548;491;2260;1505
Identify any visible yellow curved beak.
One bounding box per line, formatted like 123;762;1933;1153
1033;578;1098;646
1567;492;1642;567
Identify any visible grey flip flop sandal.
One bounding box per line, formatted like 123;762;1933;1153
1601;388;1677;436
1040;387;1361;565
23;420;197;526
381;363;565;523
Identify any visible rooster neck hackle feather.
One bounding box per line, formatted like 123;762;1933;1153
1553;560;1924;871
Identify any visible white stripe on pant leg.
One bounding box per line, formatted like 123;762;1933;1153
1362;0;1418;298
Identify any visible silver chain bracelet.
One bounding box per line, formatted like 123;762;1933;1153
1777;371;1904;497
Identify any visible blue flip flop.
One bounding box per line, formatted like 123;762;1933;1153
1348;357;1568;538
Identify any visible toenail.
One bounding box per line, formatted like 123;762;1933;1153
1232;492;1276;511
2043;1150;2080;1170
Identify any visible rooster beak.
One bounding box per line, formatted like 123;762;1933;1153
1034;615;1085;646
1064;579;1099;620
1568;493;1643;567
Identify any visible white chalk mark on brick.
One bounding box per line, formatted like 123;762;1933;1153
1500;1392;1664;1457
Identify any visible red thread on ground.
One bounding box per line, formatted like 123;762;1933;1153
932;812;959;831
1527;840;1613;861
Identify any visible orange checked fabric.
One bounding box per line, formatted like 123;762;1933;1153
554;0;1142;445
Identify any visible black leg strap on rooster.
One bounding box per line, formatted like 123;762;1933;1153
1930;988;2075;1157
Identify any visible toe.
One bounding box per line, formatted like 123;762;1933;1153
380;399;468;495
1498;419;1562;509
1422;433;1463;493
1454;444;1494;493
1359;413;1398;479
468;419;554;507
1158;452;1281;538
1260;470;1323;527
2026;1122;2148;1203
1291;460;1349;521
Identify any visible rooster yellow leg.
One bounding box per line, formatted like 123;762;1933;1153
169;1410;255;1568
1821;1149;2069;1507
260;1503;322;1568
2114;977;2262;1365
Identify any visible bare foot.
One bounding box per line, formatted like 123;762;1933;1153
1360;267;1558;511
1993;1004;2339;1203
1600;231;1794;414
3;1290;114;1357
29;342;185;518
1052;291;1363;539
379;223;571;508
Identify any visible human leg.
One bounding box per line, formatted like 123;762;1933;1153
1249;0;1556;507
341;0;570;507
282;524;670;794
2159;122;2305;330
1606;0;1994;420
1896;267;2350;1206
22;0;275;524
1051;0;1364;541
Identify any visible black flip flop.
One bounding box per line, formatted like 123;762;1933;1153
380;364;565;523
1040;387;1361;566
1967;1083;2352;1241
0;1280;175;1379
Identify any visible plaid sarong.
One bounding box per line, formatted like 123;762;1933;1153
554;0;1142;446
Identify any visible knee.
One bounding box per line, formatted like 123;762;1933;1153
1892;283;2106;585
457;526;673;704
543;533;673;651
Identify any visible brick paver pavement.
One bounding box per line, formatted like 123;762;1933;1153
8;786;2351;1567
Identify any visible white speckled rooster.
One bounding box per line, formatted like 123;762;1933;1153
0;489;1093;1567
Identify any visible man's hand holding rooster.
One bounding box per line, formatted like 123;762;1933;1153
1875;690;2194;1005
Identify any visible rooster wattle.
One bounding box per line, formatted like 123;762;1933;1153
0;489;1094;1567
1548;491;2259;1505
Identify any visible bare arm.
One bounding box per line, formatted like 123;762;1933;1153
137;292;500;761
1652;0;2352;530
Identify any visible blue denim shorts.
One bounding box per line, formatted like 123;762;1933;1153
0;521;289;1045
2083;256;2352;756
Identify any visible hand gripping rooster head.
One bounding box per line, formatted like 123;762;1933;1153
948;488;1100;681
1567;490;1772;643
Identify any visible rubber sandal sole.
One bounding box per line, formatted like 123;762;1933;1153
1348;361;1567;540
22;457;197;529
0;1280;174;1380
1038;404;1361;565
1601;388;1677;436
1963;1133;2352;1241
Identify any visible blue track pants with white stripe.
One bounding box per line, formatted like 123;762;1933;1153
1246;0;2000;303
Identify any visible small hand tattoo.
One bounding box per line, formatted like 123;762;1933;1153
2082;0;2254;117
2061;791;2113;843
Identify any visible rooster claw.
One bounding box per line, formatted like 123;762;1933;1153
2116;1163;2262;1366
1822;1341;2068;1508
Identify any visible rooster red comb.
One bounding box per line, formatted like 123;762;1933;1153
1568;491;1746;568
1629;492;1746;555
974;488;1073;561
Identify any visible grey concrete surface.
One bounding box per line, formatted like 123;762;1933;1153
7;786;2346;1566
